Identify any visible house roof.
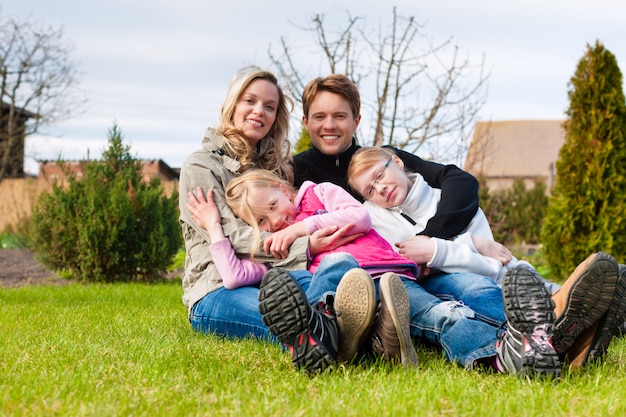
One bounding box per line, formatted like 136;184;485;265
464;120;566;179
38;158;179;182
1;101;39;120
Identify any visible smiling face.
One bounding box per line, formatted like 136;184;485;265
247;184;297;232
232;78;279;147
349;155;412;208
303;90;361;156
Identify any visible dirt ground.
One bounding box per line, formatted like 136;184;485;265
0;248;183;288
0;248;68;288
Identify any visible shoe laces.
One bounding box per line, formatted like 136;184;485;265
311;300;337;320
496;321;508;340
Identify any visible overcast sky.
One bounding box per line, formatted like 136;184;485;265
4;1;626;174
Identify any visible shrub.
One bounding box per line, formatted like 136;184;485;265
29;124;182;282
480;178;548;246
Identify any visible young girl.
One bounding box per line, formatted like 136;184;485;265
226;169;420;277
187;169;421;368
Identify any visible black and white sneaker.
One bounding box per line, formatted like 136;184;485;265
258;268;339;374
496;268;561;378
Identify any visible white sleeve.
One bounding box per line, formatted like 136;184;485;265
428;236;504;281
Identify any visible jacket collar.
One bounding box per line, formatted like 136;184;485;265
309;137;359;169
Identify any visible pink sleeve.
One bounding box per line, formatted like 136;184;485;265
209;239;269;289
302;182;372;235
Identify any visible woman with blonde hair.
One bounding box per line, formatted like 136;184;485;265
179;66;360;372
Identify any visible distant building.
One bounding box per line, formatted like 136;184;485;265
38;159;180;184
464;120;566;193
0;158;180;232
38;158;179;197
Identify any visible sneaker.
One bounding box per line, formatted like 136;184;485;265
496;268;560;377
334;268;377;363
566;263;626;368
258;268;339;374
370;273;419;368
551;252;619;356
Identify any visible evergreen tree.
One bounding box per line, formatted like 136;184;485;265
293;123;312;154
541;41;626;279
30;124;182;282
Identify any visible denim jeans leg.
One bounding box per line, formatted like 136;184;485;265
401;277;498;369
304;253;360;303
189;286;273;341
418;272;507;326
188;253;359;342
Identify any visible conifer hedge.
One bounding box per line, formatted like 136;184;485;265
540;41;626;278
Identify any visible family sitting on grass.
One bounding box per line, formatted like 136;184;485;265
178;65;626;379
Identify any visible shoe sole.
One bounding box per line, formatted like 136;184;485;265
379;273;419;368
552;252;618;355
258;268;334;373
583;266;626;365
334;268;376;363
502;268;560;377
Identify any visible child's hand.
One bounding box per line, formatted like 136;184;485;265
395;235;435;264
308;224;362;256
472;236;512;265
187;187;225;242
263;223;307;259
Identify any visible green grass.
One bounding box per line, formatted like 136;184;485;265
0;231;28;249
2;282;626;417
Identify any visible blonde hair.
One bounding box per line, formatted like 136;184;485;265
217;66;295;183
347;146;397;196
226;169;297;256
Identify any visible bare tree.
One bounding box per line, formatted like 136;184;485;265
0;14;84;181
269;7;489;165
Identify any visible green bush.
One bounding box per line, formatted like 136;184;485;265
293;122;312;154
480;178;548;246
29;124;182;282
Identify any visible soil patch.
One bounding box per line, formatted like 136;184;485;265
0;248;182;288
0;248;67;288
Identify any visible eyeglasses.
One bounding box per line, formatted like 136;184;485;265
365;158;392;199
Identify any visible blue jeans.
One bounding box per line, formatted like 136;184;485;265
404;272;506;369
300;259;507;369
189;253;359;340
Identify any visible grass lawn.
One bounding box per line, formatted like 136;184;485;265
1;281;625;416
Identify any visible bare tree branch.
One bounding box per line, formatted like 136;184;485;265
0;14;85;181
268;7;490;165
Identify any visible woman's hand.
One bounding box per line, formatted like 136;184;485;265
187;187;225;242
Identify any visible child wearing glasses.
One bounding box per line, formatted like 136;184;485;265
347;146;551;288
347;146;625;371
